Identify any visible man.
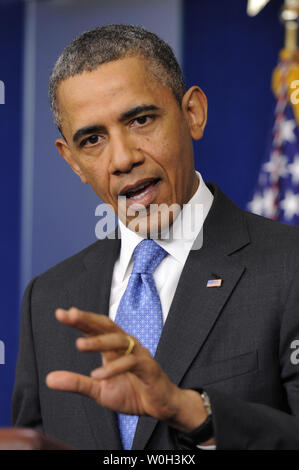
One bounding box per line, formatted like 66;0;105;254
12;24;299;450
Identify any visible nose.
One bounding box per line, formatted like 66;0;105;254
109;130;145;174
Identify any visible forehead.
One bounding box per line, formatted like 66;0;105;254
56;56;175;131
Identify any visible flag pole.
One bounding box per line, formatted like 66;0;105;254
272;0;299;125
280;0;299;51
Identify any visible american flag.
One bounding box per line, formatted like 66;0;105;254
206;279;222;288
248;69;299;225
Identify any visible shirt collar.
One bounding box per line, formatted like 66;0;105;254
117;171;213;281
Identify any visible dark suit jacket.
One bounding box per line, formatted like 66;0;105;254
11;183;299;449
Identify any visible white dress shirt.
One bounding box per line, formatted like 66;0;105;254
109;171;213;322
109;170;215;449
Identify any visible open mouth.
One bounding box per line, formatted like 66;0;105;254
126;178;160;197
118;177;161;210
120;178;161;200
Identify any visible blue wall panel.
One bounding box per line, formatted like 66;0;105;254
183;0;284;210
0;0;24;426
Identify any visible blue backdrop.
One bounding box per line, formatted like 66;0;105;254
183;0;284;209
0;0;24;426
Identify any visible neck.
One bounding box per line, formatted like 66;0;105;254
186;170;199;204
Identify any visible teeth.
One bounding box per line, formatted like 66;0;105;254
126;181;153;197
132;181;151;191
136;183;148;191
130;186;151;200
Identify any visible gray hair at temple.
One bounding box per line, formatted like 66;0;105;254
48;24;186;132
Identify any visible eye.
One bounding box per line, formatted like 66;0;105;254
131;115;154;127
80;135;102;148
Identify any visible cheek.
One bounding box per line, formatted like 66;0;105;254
81;164;111;201
143;130;179;170
159;123;185;162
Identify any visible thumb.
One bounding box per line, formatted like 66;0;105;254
46;370;98;399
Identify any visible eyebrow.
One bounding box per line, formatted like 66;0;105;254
72;104;161;144
73;125;105;144
119;104;161;121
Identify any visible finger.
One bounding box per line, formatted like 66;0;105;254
76;333;142;354
55;307;124;336
46;370;99;399
91;349;153;381
91;354;137;379
101;350;122;364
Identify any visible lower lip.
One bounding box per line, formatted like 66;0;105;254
124;180;161;210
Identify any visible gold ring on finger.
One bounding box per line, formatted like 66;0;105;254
124;335;135;355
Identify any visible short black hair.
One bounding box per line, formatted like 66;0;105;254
49;24;186;131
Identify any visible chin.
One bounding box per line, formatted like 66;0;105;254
126;211;176;240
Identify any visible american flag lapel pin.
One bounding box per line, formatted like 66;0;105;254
206;278;222;288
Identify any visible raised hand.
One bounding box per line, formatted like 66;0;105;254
46;307;208;434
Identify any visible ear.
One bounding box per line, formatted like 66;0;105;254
182;86;208;140
55;138;88;184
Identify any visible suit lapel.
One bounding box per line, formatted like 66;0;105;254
65;236;122;449
132;184;250;449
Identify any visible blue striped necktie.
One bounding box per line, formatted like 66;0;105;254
114;239;168;450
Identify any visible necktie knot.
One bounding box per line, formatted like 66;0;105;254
132;239;168;274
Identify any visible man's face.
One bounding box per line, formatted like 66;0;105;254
56;55;207;235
